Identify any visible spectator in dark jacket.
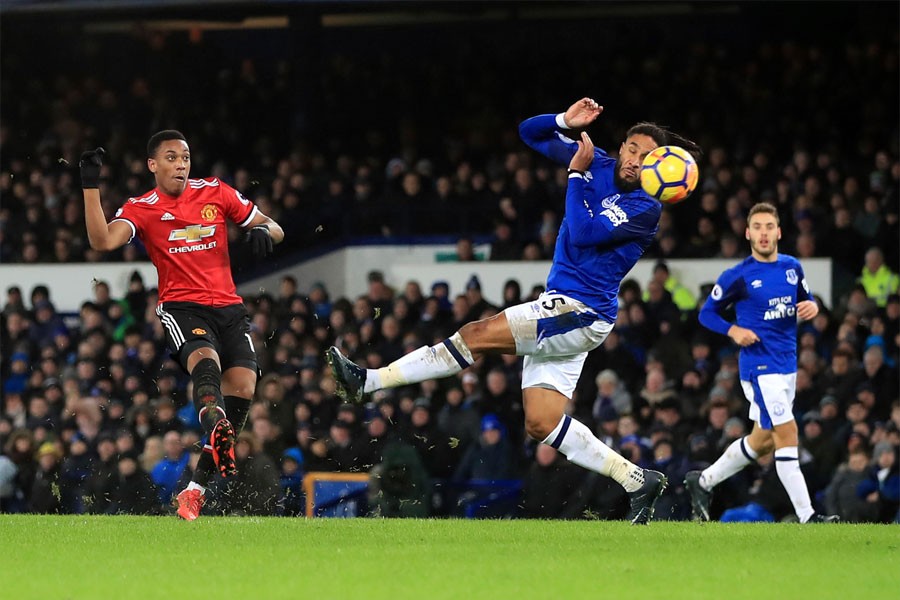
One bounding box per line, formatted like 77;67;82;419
436;385;481;462
800;411;840;495
213;432;280;516
825;448;879;522
454;414;514;482
60;433;93;513
29;442;63;514
279;448;305;517
522;444;585;519
106;451;159;515
3;429;37;513
85;433;119;514
857;442;900;523
407;399;454;478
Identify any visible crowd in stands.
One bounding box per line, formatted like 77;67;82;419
1;6;898;520
1;263;898;521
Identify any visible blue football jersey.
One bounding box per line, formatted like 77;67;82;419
699;254;812;379
519;114;661;322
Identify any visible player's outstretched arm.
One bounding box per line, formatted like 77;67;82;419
80;148;132;252
519;98;604;165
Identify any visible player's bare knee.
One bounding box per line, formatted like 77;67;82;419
457;322;493;358
525;415;554;441
756;438;775;456
222;378;255;399
458;320;486;346
771;421;799;448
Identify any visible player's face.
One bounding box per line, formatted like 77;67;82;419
746;212;781;259
614;133;657;192
148;139;191;196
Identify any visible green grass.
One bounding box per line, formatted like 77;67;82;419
0;516;897;600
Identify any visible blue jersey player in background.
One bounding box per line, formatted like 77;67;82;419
328;97;700;524
686;202;839;523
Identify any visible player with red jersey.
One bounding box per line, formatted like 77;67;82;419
80;130;284;521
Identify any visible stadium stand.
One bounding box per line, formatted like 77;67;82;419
1;2;898;522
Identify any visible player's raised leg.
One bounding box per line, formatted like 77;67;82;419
328;311;515;403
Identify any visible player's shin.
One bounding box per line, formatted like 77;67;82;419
543;414;645;492
223;395;251;434
774;446;815;522
192;358;224;434
367;332;475;392
189;447;217;490
699;436;758;490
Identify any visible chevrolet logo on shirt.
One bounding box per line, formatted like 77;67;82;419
168;224;216;243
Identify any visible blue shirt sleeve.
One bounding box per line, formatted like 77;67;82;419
699;267;745;336
565;179;656;248
519;114;608;166
796;260;812;301
519;114;577;165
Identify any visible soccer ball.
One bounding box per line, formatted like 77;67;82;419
640;145;699;204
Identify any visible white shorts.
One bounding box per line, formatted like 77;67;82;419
740;372;797;430
504;292;613;399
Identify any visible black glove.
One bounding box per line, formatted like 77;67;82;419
246;225;273;258
79;147;106;189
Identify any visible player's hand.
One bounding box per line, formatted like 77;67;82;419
569;132;595;174
246;225;273;258
563;97;603;129
79;147;106;189
727;325;760;347
796;300;819;321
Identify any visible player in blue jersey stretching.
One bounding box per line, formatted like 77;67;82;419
328;97;699;524
685;202;839;523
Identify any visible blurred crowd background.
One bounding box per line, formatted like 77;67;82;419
1;2;898;521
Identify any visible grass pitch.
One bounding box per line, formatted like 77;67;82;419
0;516;896;599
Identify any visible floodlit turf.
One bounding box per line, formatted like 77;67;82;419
0;516;897;599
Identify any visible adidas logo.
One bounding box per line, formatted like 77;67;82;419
161;212;175;221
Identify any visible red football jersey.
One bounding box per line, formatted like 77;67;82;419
112;178;257;307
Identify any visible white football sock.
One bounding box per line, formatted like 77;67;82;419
365;332;474;392
543;414;645;492
699;436;758;491
774;446;815;523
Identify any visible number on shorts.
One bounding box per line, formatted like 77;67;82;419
541;296;567;311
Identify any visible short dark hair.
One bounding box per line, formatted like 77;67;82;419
748;202;780;225
147;130;187;158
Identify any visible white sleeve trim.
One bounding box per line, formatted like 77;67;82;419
239;205;259;228
555;113;570;129
568;172;586;180
110;218;136;242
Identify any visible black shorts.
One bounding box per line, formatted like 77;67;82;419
155;301;258;373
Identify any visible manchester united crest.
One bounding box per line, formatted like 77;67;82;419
200;204;218;222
